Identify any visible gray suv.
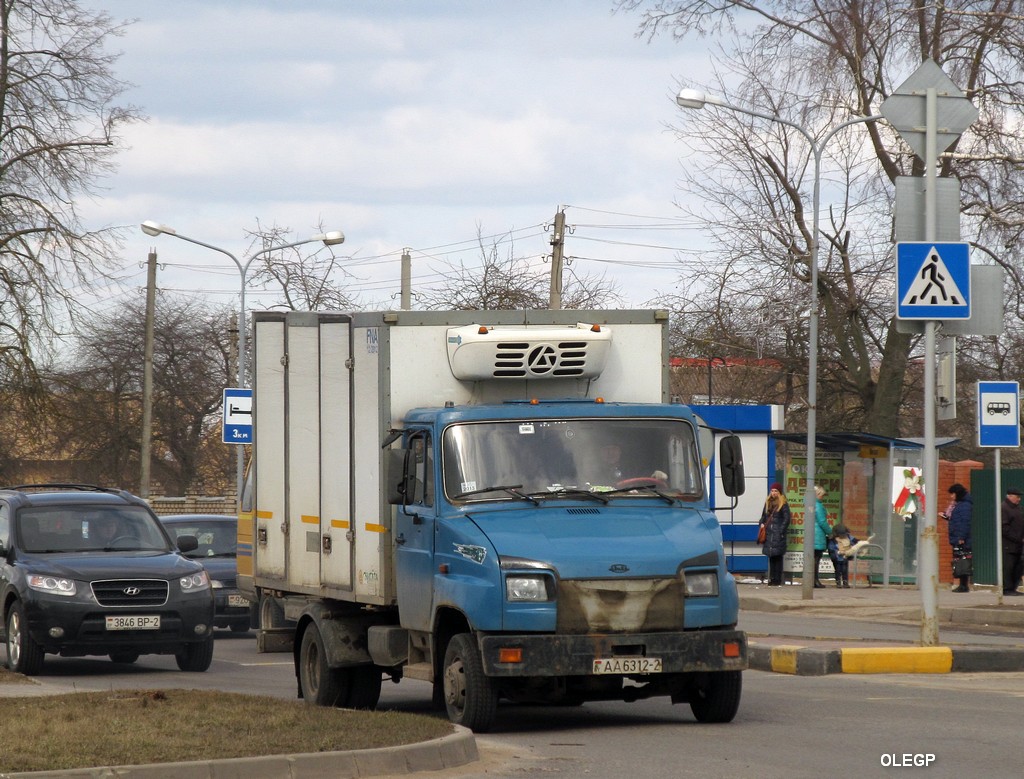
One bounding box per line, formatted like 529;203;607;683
0;484;216;674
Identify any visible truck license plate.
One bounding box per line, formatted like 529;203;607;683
105;615;160;631
227;595;249;607
592;656;662;674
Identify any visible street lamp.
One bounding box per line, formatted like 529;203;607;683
676;88;881;600
140;220;345;500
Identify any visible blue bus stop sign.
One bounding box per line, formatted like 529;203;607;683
977;381;1019;448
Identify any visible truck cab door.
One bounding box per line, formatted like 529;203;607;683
393;431;436;632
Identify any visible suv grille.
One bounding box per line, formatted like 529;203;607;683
91;579;169;607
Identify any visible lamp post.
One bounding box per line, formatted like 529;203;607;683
676;88;881;600
140;221;345;500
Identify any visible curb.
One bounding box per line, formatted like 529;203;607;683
749;642;1024;675
0;726;479;779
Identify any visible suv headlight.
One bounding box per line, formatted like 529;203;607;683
684;571;718;597
505;575;552;602
180;571;210;592
28;575;77;597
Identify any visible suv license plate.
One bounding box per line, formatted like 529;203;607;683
592;656;662;674
106;615;160;631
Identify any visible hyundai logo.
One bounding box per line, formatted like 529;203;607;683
609;564;629;573
123;586;142;596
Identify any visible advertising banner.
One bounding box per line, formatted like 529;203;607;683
782;455;843;573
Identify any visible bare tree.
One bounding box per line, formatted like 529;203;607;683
245;222;357;312
0;0;139;380
620;0;1024;438
418;228;621;311
51;295;234;495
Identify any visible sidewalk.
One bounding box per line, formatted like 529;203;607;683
738;578;1024;675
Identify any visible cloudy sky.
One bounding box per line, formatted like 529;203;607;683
80;1;715;313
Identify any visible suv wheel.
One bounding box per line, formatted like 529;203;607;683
6;601;45;675
175;636;214;672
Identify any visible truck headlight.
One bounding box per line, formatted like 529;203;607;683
684;571;718;597
506;575;551;602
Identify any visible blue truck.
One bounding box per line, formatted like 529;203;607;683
238;309;746;731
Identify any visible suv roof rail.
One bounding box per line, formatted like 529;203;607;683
0;483;121;494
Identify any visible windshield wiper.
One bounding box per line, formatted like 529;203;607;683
599;484;678;504
451;484;540;505
539;487;610;505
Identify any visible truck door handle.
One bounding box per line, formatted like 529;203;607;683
395;534;406;545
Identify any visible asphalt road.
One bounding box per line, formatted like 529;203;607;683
8;622;1024;778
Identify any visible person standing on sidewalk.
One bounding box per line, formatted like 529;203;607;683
1001;486;1024;596
813;484;831;588
944;483;973;593
759;482;791;586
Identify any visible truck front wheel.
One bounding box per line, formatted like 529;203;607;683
688;670;742;723
442;633;498;732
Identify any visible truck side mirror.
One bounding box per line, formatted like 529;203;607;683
385;449;410;505
719;435;745;497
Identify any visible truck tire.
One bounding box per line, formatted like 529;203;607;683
259;594;288;629
6;601;44;675
299;623;346;706
442;633;498;732
689;670;742;723
175;637;214;672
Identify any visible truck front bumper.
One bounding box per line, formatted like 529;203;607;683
479;629;747;677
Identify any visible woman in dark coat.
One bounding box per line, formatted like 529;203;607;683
945;482;973;593
759;482;791;586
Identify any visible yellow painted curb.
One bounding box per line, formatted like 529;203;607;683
770;645;806;675
840;646;952;674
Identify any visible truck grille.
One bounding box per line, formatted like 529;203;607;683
91;579;169;607
556;577;683;634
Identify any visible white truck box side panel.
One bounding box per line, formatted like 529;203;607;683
286;322;322;589
320;320;353;589
254;317;287;578
351;324;389;602
589;323;665;403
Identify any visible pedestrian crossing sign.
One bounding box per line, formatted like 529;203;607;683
896;242;971;320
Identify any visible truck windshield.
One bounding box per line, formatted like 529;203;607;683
442;418;704;503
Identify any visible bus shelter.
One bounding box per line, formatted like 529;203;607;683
772;431;959;586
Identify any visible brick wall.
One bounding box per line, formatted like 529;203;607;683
148;496;237;517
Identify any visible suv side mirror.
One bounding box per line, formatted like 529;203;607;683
176;534;198;553
719;435;745;497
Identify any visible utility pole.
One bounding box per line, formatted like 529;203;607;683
401;248;411;309
140;249;157;498
548;208;566;310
